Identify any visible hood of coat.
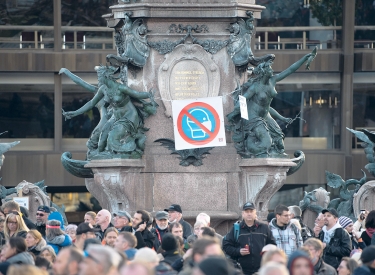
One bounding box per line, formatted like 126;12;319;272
7;251;35;265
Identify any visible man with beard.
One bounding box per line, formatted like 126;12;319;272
164;204;192;240
122;210;155;249
35;205;50;237
151;211;169;251
53;247;83;275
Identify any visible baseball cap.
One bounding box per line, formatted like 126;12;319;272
76;222;100;235
243;202;256;210
322;208;339;218
164;204;182;213
361;245;375;264
155;211;169;220
113;210;132;221
37;205;50;213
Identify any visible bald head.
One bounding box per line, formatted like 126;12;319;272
96;209;112;226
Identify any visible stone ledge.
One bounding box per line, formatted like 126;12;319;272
84;158;145;168
239;158;297;167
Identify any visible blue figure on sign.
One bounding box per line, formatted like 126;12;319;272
186;108;212;139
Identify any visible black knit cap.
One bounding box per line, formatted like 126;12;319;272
161;233;178;252
361;245;375;264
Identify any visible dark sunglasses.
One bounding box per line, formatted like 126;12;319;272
36;213;45;217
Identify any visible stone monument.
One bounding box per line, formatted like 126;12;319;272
61;0;310;231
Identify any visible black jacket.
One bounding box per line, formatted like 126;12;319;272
317;227;351;269
314;258;337;275
94;222;114;241
123;226;155;249
179;218;193;240
222;220;276;275
36;224;46;238
353;266;375;275
151;226;169;251
23;217;36;230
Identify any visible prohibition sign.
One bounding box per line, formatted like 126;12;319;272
177;102;220;145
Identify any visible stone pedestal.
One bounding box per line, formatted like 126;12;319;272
84;159;151;214
239;158;296;221
353;180;375;218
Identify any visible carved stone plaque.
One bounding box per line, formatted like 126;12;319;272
158;43;220;117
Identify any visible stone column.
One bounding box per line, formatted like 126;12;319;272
84;159;151;213
239;158;296;220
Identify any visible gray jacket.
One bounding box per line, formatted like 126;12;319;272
7;251;35;265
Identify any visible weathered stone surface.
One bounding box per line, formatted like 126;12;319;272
353;180;375;218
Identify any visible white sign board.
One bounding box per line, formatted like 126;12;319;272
13;197;29;210
172;97;227;150
239;95;249;120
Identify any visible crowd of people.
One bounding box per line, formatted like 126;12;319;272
0;201;374;275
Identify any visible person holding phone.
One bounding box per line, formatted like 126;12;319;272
122;210;155;249
361;210;375;246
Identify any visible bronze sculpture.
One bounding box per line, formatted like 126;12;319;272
60;65;157;160
227;48;317;158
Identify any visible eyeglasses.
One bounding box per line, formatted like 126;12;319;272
36;213;45;217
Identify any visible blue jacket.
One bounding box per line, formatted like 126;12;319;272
47;234;72;254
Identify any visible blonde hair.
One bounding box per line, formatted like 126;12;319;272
27;229;43;243
4;212;29;240
261;249;287;267
8;265;48;275
85;211;96;220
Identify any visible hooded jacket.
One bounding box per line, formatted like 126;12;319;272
222;220;276;275
28;237;47;256
6;251;35;265
47;234;72;254
317;225;351;269
287;250;314;275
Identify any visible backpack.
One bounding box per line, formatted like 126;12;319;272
233;221;240;242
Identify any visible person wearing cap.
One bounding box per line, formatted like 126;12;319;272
164;204;193;240
113;210;132;232
353;245;375;275
223;202;276;275
269;204;303;257
35;205;51;237
314;208;351;269
75;222;100;250
2;201;37;230
339;216;365;250
151;211;169;251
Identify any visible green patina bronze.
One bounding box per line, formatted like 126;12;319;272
60;65;157;161
226;48;317;158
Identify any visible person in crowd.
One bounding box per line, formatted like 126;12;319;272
160;233;182;267
303;238;337;275
133;247;160;269
79;244;122;275
223;202;276;275
269;204;303;257
0;237;35;274
316;213;326;230
339;216;365;250
84;211;97;227
187;221;206;246
83;238;101;250
353;245;375;275
35;256;52;271
261;244;278;255
0;217;5;232
289;205;313;242
259;262;290;275
196;212;223;243
7;265;48;275
168;221;182;236
121;261;154;275
35;205;51;237
114;232;138;260
2;201;36;230
45;220;72;254
39;245;56;263
75;222;99;250
337;257;358;275
65;224;78;243
164;204;193;240
353;210;368;240
361;210;375;246
151;210;169;251
179;237;223;275
201;227;216;239
267;212;276;224
313;208;351;269
261;249;287;267
113;210;132;232
103;227;118;248
287;250;314;275
94;209;113;240
53;247;84;275
25;229;46;256
122;210;155;249
191;256;236;275
4;211;29;241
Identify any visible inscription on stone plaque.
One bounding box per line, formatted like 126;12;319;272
170;61;208;100
158;44;220;117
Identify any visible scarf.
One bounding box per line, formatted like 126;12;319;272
366;227;375;238
322;222;341;244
